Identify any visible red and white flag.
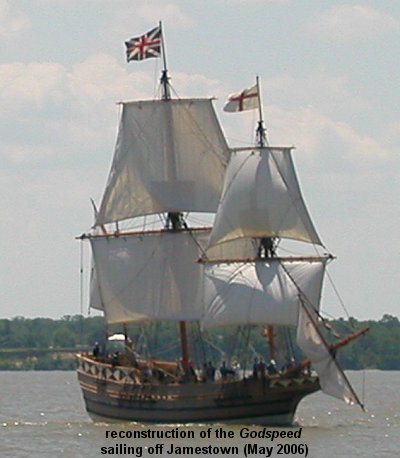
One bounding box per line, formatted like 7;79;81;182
223;84;260;112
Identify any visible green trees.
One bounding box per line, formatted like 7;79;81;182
0;314;399;370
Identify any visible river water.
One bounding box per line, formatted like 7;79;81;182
0;371;398;457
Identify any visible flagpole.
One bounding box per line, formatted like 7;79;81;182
256;76;264;126
256;76;268;146
159;21;171;100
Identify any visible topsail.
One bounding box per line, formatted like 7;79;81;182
96;99;229;226
206;146;322;254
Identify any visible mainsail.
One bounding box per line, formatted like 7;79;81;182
96;99;229;226
90;229;210;324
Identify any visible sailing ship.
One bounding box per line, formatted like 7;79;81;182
76;24;367;425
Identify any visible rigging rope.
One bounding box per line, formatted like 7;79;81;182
79;239;85;341
325;268;353;323
79;239;84;316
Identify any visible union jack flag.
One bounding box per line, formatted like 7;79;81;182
125;26;162;62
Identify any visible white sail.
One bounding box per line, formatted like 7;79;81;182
89;263;104;311
204;238;259;261
206;147;322;253
96;99;229;225
297;305;358;404
90;229;210;324
202;259;326;328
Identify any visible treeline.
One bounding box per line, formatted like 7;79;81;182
0;314;399;370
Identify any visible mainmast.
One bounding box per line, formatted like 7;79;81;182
159;21;171;101
159;21;184;231
159;21;190;372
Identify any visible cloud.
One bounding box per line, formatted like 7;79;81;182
0;53;224;169
0;56;131;167
0;62;67;110
135;3;194;29
219;72;392;173
0;0;30;38
307;5;400;42
0;51;395;180
263;73;369;118
265;104;390;171
106;2;194;43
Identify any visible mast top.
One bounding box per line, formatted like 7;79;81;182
159;21;171;100
255;76;268;147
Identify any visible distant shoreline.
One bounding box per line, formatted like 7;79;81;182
1;314;399;370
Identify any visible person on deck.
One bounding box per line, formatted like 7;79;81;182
92;342;100;358
258;357;267;378
253;357;259;379
206;361;216;381
267;359;278;375
219;361;229;380
258;237;275;258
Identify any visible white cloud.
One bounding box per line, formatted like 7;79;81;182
0;0;30;38
68;54;152;107
308;5;400;42
264;73;369;117
106;2;194;42
168;72;225;98
2;53;394;179
220;72;391;172
266;105;390;168
0;53;224;168
0;62;66;110
0;56;128;166
136;3;194;29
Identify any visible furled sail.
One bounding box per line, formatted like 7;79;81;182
206;147;322;253
202;258;326;328
90;229;210;324
96;99;229;226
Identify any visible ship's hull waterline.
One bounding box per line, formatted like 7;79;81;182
77;355;319;425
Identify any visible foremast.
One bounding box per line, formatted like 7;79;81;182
202;76;365;409
252;77;364;409
254;76;278;360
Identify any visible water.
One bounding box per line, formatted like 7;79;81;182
0;371;399;457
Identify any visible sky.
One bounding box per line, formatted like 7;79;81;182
1;0;399;321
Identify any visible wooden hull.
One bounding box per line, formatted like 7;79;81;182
77;355;319;425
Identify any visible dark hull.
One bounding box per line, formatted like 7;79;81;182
77;355;319;425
